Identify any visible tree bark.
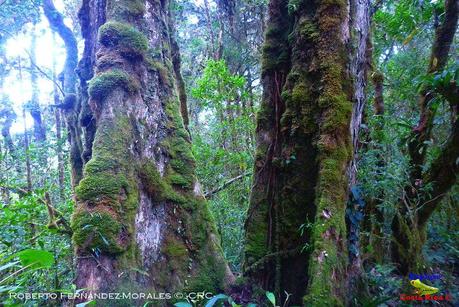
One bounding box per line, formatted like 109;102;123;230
243;0;369;304
346;1;371;296
169;3;190;135
72;0;233;301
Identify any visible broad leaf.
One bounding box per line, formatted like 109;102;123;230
17;249;54;269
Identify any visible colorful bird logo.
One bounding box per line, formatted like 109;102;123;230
410;279;439;296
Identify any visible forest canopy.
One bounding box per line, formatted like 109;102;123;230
0;0;457;306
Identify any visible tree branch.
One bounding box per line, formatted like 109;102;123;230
42;0;78;94
204;172;251;199
418;115;459;227
407;0;458;181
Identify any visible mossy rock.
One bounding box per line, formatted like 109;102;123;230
88;69;139;101
98;21;148;58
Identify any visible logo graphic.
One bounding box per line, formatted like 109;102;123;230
399;273;453;302
410;279;439;296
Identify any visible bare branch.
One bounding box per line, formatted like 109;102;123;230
204;172;252;199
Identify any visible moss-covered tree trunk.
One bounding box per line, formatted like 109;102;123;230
243;0;369;304
72;0;233;301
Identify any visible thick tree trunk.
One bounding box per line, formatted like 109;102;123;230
391;0;458;275
243;0;369;304
72;0;233;301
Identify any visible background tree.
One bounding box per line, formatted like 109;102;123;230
390;0;458;274
242;0;371;304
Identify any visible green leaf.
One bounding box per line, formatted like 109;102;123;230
174;303;193;307
17;249;54;269
76;301;96;307
266;291;276;306
205;294;228;307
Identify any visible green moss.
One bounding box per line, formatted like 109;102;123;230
108;0;146;19
299;19;319;41
186;251;225;292
98;21;148;58
76;174;126;202
244;223;269;262
188;200;218;245
167;157;195;189
138;162;188;204
244;186;270;263
84;156;119;174
322;95;352;132
88;69;139;101
168;172;193;188
261;5;291;75
147;59;173;86
163;239;188;257
72;210;124;254
72;111;140;259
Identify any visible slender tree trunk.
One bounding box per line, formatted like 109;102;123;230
204;0;217;59
29;24;47;143
43;0;83;188
17;58;33;192
362;69;386;264
52;32;66;201
22;109;32;192
346;0;371;296
0;101;16;205
0;103;16;156
72;0;233;300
